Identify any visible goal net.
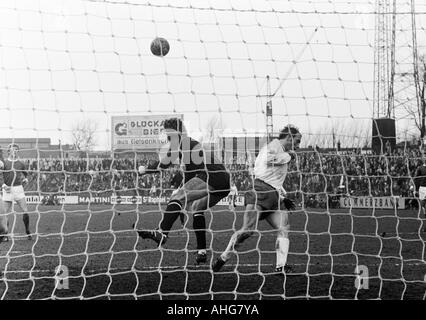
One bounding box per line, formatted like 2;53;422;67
0;0;425;300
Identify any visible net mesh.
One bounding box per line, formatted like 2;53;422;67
0;0;425;299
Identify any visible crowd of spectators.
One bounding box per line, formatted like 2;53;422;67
18;147;424;207
24;153;180;197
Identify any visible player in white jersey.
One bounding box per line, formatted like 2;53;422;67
0;144;32;240
0;185;6;243
212;125;301;274
413;161;426;213
0;155;7;242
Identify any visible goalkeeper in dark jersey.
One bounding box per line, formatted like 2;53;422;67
0;144;32;240
134;118;231;264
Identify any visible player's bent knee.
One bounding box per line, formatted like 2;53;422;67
277;225;290;238
170;190;185;203
242;219;256;231
277;228;290;238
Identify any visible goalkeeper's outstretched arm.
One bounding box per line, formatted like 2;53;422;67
138;160;168;175
138;144;180;175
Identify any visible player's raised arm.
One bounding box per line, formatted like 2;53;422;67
138;160;160;175
138;141;180;175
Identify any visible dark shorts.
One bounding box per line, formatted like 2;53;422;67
244;178;284;220
187;170;231;208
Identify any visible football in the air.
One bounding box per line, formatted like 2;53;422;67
150;37;170;57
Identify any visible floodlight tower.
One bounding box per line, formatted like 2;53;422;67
372;0;422;152
371;0;397;153
373;0;394;119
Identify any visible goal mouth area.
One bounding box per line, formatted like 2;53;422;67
1;204;425;300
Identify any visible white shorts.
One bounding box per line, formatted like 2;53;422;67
2;185;26;202
419;187;426;201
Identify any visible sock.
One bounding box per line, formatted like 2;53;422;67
220;233;238;262
193;212;206;251
23;213;30;234
276;237;290;268
159;200;182;236
220;231;252;262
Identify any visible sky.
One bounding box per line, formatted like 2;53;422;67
0;0;426;150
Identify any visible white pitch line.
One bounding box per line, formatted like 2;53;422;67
9;251;26;255
1;261;425;275
5;231;425;241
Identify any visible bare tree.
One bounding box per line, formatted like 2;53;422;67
399;55;426;141
71;119;98;151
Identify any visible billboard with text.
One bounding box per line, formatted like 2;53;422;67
111;114;184;150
